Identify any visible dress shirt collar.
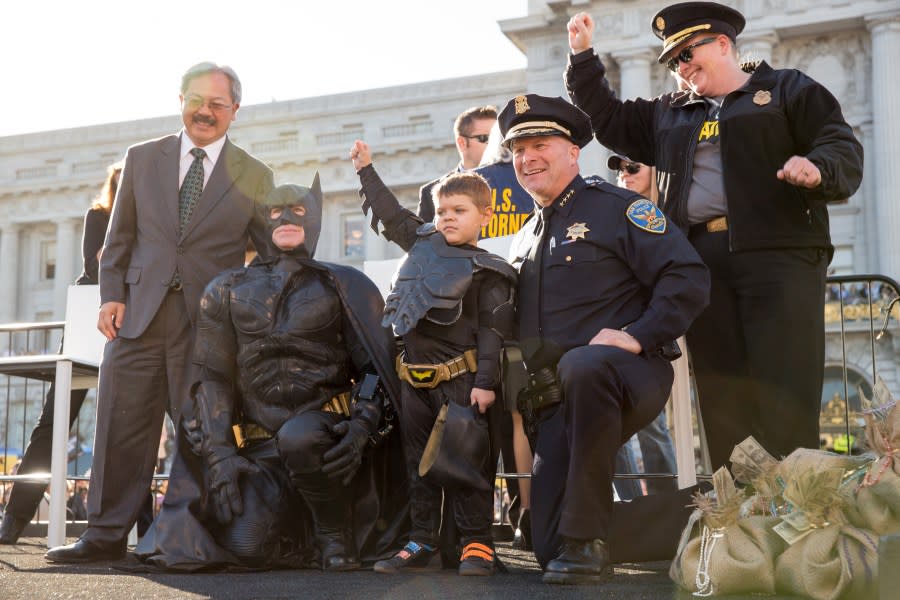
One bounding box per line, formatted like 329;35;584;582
179;131;227;166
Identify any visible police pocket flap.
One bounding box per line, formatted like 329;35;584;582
125;266;142;284
546;242;599;267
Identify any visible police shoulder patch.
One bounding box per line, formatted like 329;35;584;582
625;198;666;234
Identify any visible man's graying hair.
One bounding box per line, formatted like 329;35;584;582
181;62;242;104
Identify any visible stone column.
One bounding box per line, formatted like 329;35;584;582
858;122;877;273
0;223;21;323
54;218;78;317
866;14;900;278
614;48;655;99
594;48;655;177
739;29;778;66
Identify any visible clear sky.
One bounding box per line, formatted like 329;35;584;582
1;0;528;137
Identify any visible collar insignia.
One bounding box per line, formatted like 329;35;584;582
514;95;530;115
625;199;667;234
753;90;772;106
559;188;575;208
565;222;590;242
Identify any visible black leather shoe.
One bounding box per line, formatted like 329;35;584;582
542;538;613;585
0;513;30;544
44;538;126;563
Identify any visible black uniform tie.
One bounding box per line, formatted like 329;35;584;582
519;205;554;364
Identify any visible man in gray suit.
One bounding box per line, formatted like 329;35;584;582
46;62;274;563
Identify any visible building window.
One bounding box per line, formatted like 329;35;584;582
343;215;365;258
40;241;56;280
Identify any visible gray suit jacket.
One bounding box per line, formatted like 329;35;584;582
100;133;274;339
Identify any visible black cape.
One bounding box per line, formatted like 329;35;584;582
133;261;408;571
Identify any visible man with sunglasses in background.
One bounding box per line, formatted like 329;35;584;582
565;2;863;471
417;106;497;223
46;62;274;563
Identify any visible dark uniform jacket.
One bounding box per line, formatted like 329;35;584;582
509;175;709;368
565;50;863;254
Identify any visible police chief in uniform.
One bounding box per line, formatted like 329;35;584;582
500;94;710;585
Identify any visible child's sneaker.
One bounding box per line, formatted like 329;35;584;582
373;541;438;573
457;542;495;576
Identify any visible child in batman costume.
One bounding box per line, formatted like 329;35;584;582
134;179;409;571
350;141;516;576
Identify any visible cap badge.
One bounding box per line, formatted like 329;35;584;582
565;222;590;242
625;198;667;234
514;95;531;115
753;90;772;106
655;16;665;31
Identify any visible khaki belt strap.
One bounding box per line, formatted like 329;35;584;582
320;391;353;417
396;349;478;389
706;216;728;232
233;391;353;448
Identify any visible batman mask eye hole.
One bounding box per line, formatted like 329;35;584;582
291;205;307;216
269;207;283;220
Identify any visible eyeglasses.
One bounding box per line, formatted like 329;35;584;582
462;134;490;144
617;163;642;175
666;36;718;72
183;95;234;113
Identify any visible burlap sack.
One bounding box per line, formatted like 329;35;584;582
853;400;900;534
777;447;867;481
854;466;900;534
774;524;879;600
670;514;786;595
777;447;877;529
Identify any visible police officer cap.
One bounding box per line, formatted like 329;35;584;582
652;1;745;62
498;94;593;149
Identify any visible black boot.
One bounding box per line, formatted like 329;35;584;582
307;494;360;572
511;508;532;551
543;538;613;585
0;513;30;545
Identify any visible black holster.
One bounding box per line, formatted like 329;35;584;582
658;339;682;362
516;366;562;449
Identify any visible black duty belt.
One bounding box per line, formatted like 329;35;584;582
232;391;353;448
396;349;477;389
518;366;563;413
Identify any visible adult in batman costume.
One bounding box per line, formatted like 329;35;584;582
134;178;408;571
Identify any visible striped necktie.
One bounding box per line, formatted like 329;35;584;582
179;147;207;234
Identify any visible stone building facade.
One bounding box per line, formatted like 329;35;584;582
1;0;898;455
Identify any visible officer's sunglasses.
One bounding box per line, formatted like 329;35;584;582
462;134;490;143
666;36;718;72
618;163;642;175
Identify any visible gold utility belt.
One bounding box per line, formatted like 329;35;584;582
232;391;352;448
396;349;477;389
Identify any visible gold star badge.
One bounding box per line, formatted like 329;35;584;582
514;95;530;115
753;90;772;106
566;222;590;241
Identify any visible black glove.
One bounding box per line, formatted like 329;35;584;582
182;416;204;456
321;419;371;486
207;454;260;524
